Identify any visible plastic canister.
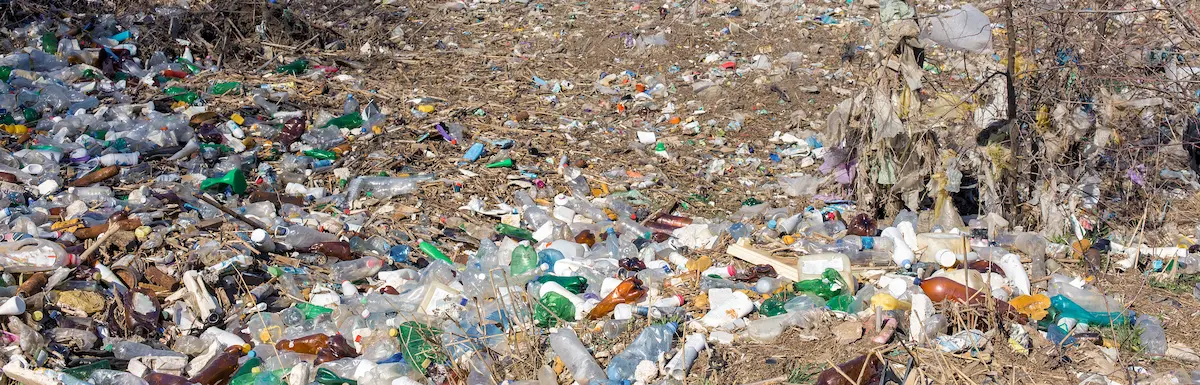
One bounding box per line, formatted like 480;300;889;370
916;232;969;263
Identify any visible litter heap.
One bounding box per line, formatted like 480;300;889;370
1;4;1200;385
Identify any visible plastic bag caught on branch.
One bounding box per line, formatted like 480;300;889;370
922;5;993;53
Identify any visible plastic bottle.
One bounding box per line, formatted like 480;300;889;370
606;322;677;380
588;277;647;319
814;353;881;385
69;166;119;187
109;340;186;360
1135;314;1166;356
1050;295;1129;326
0;239;77;272
920;277;1027;323
880;226;914;269
276;225;338;250
190;345;248;385
665;333;706;380
329;257;384;283
1047;278;1124;313
342;175;433;207
510;242;538;276
744;306;821;342
88;369;148;385
548;328;608;384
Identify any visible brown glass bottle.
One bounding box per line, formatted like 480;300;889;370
814;353;881;385
69;166;120;187
920;277;1027;323
587;276;646;319
846;213;878;237
574;230;596;247
188;345;247;385
309;241;353;261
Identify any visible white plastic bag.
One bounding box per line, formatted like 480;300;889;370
923;5;993;53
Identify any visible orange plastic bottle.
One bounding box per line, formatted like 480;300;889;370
275;333;331;355
920;277;1027;323
188;345;247;385
814;353;881;385
587;276;646;319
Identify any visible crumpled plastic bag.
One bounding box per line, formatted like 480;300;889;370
922;5;993;53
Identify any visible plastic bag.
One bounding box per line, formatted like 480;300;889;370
923;5;993;53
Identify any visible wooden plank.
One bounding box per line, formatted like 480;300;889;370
727;239;799;281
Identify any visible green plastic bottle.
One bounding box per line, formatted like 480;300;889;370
535;275;588;294
495;223;534;241
304;149;337;160
211;81;242;95
163;86;199;104
418;241;453;264
534;291;576;327
509;243;538;276
200;169;247;195
0;66;12;81
41;32;58;54
315;368;356;385
759;291;795;317
1050;295;1129;326
396;322;446;375
296;302;333;319
276;59;310;75
793;268;847;300
323;112;364;129
177;58;201;74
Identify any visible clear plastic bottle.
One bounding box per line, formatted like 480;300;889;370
744;307;821;342
1136;314;1167;356
0;238;76;272
111;340;187;360
276;225;338;250
1047;277;1124;313
89;369;149;385
606;322;677;380
342;175;433;207
330;257;385;283
548;328;607;383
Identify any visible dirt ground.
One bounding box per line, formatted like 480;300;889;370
6;0;1200;383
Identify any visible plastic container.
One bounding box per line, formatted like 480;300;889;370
605;322;677;380
549;328;607;384
916;232;970;263
0;239;77;272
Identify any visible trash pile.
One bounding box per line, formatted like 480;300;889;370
2;1;1200;385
